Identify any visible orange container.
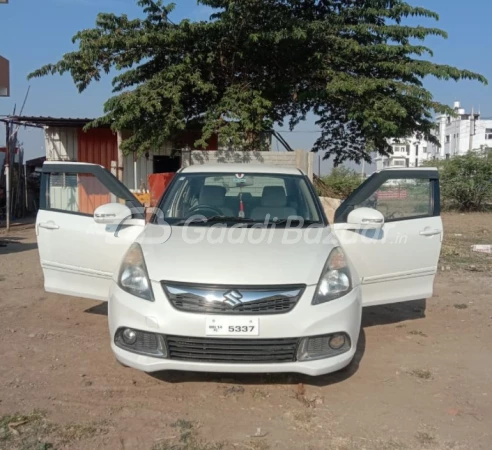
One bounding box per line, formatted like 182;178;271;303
148;173;176;207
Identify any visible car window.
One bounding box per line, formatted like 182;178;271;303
47;172;130;216
357;178;432;221
158;172;323;225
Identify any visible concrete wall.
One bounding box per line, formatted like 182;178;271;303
182;149;314;180
319;197;342;224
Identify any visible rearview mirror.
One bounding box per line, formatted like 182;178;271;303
347;207;384;229
94;203;132;225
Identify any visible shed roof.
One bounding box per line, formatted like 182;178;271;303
2;116;103;128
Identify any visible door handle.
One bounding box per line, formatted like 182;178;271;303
39;222;60;230
420;229;441;237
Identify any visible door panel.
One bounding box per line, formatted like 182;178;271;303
37;163;144;301
333;169;442;307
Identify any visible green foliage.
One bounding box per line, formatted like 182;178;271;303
28;0;486;162
426;152;492;211
320;167;361;199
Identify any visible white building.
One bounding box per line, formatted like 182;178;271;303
430;101;492;159
375;136;431;171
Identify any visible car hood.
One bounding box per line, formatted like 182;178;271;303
138;224;338;286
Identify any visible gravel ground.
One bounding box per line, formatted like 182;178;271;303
0;213;491;450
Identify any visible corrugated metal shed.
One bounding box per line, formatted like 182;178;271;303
123;142;174;190
6;116;106;128
44;128;78;161
78;128;117;170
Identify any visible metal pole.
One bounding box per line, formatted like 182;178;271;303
24;164;28;211
5;121;10;231
469;108;474;152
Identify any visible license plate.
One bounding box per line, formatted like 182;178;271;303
205;317;259;336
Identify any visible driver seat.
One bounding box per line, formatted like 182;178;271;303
198;186;235;216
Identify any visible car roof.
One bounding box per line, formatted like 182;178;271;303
180;164;304;176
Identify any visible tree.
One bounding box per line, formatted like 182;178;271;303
429;152;492;211
28;0;487;164
320;167;361;199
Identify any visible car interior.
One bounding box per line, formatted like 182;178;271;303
163;174;322;223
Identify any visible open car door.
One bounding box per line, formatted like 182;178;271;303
36;162;145;301
332;168;442;307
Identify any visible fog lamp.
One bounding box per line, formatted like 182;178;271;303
329;334;346;350
297;333;351;361
122;328;137;345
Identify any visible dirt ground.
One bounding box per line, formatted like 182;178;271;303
0;213;491;450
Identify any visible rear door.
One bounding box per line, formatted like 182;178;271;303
37;162;145;301
332;168;442;307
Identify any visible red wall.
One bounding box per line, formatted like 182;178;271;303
77;129;117;213
78;128;118;170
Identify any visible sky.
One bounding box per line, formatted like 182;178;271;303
1;0;491;174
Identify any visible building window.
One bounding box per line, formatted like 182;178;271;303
392;160;405;167
415;144;419;155
423;146;428;153
486;134;492;140
486;128;492;133
405;158;410;167
445;135;450;143
415;158;418;167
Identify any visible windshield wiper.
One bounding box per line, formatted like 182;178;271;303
174;216;256;226
205;216;255;223
266;219;321;227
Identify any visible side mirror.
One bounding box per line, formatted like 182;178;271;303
347;207;385;229
94;203;132;225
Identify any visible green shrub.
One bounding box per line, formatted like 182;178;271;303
426;152;492;211
320;167;362;199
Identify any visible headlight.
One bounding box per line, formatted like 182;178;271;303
117;243;154;301
312;247;352;305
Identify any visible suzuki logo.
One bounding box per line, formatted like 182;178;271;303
223;290;243;307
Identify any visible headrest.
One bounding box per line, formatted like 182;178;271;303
199;185;226;206
261;186;287;207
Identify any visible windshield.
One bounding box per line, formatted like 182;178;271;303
155;172;323;227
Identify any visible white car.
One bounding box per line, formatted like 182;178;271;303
36;163;442;376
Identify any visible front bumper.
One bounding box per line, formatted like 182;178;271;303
108;281;362;377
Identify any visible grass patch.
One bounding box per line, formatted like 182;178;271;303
439;213;491;272
453;303;468;310
409;369;433;380
415;431;436;445
56;421;109;445
408;330;427;337
251;389;270;400
153;420;223;450
0;411;54;450
0;411;109;450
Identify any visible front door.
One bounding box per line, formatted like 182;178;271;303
333;169;443;307
36;162;145;301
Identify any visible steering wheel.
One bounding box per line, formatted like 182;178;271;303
186;204;224;218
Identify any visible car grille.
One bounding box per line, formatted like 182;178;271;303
165;336;299;363
162;282;305;315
